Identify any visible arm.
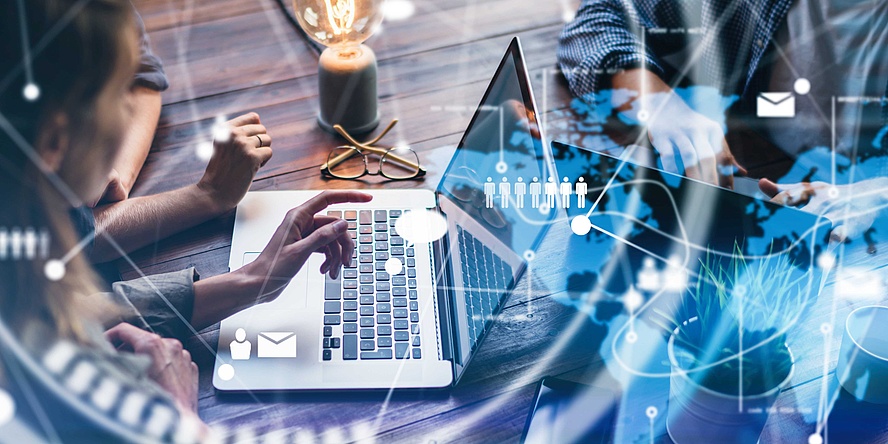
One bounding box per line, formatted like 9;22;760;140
91;113;272;263
96;86;161;205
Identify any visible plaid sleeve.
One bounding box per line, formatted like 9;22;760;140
108;268;199;341
557;0;668;97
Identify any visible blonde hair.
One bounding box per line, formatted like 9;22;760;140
0;0;135;342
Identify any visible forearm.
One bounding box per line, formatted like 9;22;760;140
114;86;162;193
190;269;260;329
91;184;226;262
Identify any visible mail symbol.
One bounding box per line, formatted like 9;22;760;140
257;331;297;358
757;92;795;118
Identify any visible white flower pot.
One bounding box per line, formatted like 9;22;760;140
666;318;794;444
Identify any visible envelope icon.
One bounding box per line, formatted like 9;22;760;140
757;92;795;118
257;331;297;358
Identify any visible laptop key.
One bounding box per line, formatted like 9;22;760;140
412;336;420;346
324;302;341;314
377;303;392;313
409;301;419;311
409;290;418;300
391;247;405;256
343;335;358;360
360;340;375;351
374;210;387;222
343;312;358;322
343;269;358;279
359;264;373;274
359;210;372;225
390;210;402;217
393;297;407;307
377;325;392;335
360;295;374;305
407;248;415;257
359;225;372;235
360;328;375;339
394;331;409;341
323;326;333;337
395;343;409;359
359;254;373;263
323;349;332;361
378;337;392;347
359;236;373;244
412;348;421;359
359;245;373;254
393;287;407;297
359;274;373;284
361;349;393;360
360;317;374;327
324;315;341;325
392;276;407;286
325;278;341;300
394;320;409;330
376;282;391;292
343;280;357;289
410;312;419;322
393;309;408;319
374;223;387;232
407;269;416;278
323;338;332;348
343;323;358;333
347;221;357;230
360;306;374;316
376;272;390;281
332;337;340;348
391;236;404;246
344;301;358;311
327;210;342;218
375;243;389;252
344;211;357;221
377;314;392;324
360;285;374;294
376;292;391;302
343;290;358;300
411;324;420;334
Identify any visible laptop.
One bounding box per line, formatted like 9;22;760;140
213;37;557;391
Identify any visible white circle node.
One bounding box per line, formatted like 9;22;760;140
571;215;592;236
734;284;747;297
645;406;658;419
382;0;416;21
495;161;508;174
23;83;40;101
808;434;823;444
820;323;832;335
817;252;836;270
385;257;404;275
828;186;839;199
218;364;235;381
637;110;650;122
523;250;536;262
0;389;14;427
626;331;638;344
196;141;215;161
794;78;811;95
538;204;551;215
44;259;66;281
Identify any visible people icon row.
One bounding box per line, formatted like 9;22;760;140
0;227;51;261
484;176;589;209
636;257;689;293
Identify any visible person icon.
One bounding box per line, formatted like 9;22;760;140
484;177;496;208
664;256;688;291
576;177;588;209
514;177;527;208
560;177;573;209
499;177;511;209
529;177;542;208
637;257;660;292
545;177;557;208
230;328;252;360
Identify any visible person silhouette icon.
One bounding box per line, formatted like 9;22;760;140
637;257;660;292
484;177;496;208
560;177;572;209
514;177;527;208
545;177;557;208
529;177;542;208
230;328;252;360
576;177;588;208
499;177;511;208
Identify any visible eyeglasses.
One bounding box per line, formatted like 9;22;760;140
321;119;427;180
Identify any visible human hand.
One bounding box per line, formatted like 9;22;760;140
104;323;199;413
237;190;373;304
196;112;273;212
636;92;746;188
759;178;888;242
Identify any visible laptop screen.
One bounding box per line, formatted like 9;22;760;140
436;38;555;369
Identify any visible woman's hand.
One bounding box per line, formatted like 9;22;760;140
104;323;199;413
759;178;888;242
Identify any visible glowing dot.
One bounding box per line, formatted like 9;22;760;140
571;215;592;236
794;78;811;95
196;141;215;161
382;0;415;21
638;109;650;122
385;257;403;275
23;83;40;101
828;187;839;199
212;116;231;143
817;252;836;270
538;203;551;215
44;259;65;281
495;161;508;174
623;287;644;312
734;284;747;297
561;10;575;22
0;389;14;427
626;331;638;343
523;250;536;262
820;323;832;335
645;406;658;419
217;364;235;381
808;434;823;444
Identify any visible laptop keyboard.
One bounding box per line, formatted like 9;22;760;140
321;209;423;361
457;225;513;350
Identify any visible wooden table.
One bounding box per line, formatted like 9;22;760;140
129;1;888;442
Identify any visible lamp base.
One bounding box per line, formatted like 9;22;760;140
317;44;380;135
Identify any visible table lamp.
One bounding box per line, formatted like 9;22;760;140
292;0;385;134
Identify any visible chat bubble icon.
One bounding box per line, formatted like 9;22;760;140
395;209;448;246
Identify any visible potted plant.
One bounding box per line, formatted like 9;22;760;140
652;246;812;444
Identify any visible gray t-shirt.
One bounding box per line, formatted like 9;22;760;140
133;5;169;92
765;0;888;158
